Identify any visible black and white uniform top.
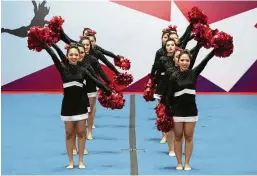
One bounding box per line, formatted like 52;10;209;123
165;50;215;122
161;43;202;101
78;54;111;98
45;45;111;122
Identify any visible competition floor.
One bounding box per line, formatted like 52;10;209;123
2;94;257;175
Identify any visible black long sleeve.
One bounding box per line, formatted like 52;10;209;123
60;29;78;44
180;27;193;49
85;65;99;80
189;43;202;69
95;45;119;61
89;57;112;84
150;48;163;78
44;45;63;72
52;43;68;65
82;68;112;95
92;49;119;75
179;23;192;44
98;69;111;84
193;49;215;76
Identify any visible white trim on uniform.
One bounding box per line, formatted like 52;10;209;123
61;113;89;121
87;107;91;113
63;81;83;88
87;92;97;98
154;94;161;99
160;72;165;75
173;116;198;122
174;89;195;97
83;80;87;85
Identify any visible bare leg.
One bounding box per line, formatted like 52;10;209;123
167;130;175;156
87;97;96;140
184;122;196;170
174;122;184;170
92;100;97;128
72;129;77;155
64;122;76;168
76;120;86;169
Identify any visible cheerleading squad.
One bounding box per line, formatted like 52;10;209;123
143;7;234;171
27;6;233;171
28;18;133;169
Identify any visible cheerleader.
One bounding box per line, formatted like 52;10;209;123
165;49;215;170
79;36;112;140
161;44;202;156
150;38;177;144
44;43;112;169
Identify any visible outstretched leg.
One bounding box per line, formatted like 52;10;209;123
1;26;29;37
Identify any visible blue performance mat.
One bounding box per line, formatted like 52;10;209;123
1;94;257;174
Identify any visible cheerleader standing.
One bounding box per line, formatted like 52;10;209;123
44;43;112;169
165;49;215;170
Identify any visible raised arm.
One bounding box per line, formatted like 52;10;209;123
52;43;68;65
193;49;215;76
92;50;119;75
179;23;193;44
189;43;202;69
95;45;120;61
44;45;63;71
60;28;78;44
180;29;192;49
82;68;112;95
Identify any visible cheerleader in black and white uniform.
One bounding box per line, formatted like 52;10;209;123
149;29;170;100
79;36;112;140
165;49;215;170
52;43;97;155
44;43;112;169
161;44;202;156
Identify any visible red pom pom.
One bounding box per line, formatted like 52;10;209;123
188;7;208;24
156;116;174;133
114;73;133;86
97;90;125;110
115;56;131;70
213;31;234;58
192;23;213;49
154;103;166;118
143;86;155;102
27;26;54;52
47;16;65;42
